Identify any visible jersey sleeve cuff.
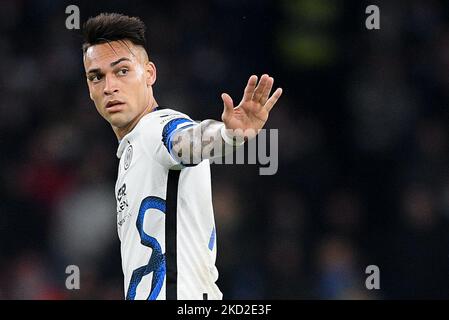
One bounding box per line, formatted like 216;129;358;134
220;125;246;147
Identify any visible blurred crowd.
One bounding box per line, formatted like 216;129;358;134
1;0;449;299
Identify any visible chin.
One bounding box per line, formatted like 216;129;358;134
108;114;131;128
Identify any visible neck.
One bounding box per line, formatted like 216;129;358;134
113;98;158;141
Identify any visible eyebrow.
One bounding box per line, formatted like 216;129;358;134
87;57;132;74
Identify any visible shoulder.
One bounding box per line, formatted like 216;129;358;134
141;107;194;127
137;107;196;143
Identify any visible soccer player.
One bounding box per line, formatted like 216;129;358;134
82;13;282;300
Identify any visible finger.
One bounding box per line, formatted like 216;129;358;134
260;77;274;105
252;74;269;102
264;88;283;112
242;75;258;102
221;93;234;122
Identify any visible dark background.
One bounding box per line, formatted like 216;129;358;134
1;0;449;299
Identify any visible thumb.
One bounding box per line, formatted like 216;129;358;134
221;93;234;122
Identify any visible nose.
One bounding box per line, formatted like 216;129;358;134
103;74;119;96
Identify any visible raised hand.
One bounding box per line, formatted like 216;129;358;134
221;74;283;138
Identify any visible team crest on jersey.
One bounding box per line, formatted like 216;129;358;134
124;144;133;170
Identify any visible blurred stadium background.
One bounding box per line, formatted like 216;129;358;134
1;0;449;299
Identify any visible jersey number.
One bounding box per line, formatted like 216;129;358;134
126;196;166;300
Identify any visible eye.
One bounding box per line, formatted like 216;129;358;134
117;68;129;76
88;74;102;83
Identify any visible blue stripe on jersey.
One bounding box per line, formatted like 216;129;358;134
126;196;166;300
208;227;216;251
167;123;195;155
161;118;194;154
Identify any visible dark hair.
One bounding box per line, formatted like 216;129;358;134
82;13;147;53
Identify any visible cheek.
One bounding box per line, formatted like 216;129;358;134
88;89;104;112
92;94;103;109
134;66;149;91
130;75;149;101
88;84;100;100
135;65;144;78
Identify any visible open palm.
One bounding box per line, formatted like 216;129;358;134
221;74;283;138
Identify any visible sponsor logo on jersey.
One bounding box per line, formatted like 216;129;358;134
117;183;130;226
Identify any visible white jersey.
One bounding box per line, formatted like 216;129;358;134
115;107;222;300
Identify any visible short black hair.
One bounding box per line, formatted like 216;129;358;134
82;13;147;53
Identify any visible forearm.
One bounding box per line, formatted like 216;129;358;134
170;119;245;165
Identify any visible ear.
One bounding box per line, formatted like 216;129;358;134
145;61;157;87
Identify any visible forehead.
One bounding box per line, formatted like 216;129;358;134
83;40;138;70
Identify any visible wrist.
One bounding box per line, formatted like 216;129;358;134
220;125;246;146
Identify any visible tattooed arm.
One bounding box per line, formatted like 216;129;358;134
171;74;282;165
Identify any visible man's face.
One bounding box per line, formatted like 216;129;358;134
83;40;156;131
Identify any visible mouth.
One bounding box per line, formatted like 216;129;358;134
105;100;125;113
